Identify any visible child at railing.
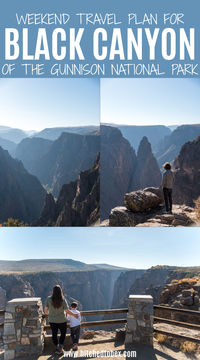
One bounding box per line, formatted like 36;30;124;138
68;302;81;351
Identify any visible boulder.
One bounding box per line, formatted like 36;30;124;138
182;289;194;298
180;296;193;306
109;207;137;227
125;190;161;212
144;187;164;202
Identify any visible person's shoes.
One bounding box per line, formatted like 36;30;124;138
55;345;64;354
163;210;169;214
55;345;60;354
73;344;78;351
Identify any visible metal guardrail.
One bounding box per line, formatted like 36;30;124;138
154;305;200;317
44;308;128;331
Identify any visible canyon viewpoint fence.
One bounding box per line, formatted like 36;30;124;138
0;295;200;359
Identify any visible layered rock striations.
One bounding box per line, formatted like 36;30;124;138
35;155;100;226
0;146;46;223
173;136;200;206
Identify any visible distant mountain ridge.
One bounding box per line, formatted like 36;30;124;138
33;126;99;140
0;126;28;143
155;124;200;167
104;124;171;151
0;258;128;273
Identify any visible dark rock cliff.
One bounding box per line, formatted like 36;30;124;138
15;132;100;197
0;146;46;223
0;269;122;311
131;136;161;190
35;154;100;226
100;125;137;220
111;269;145;308
118;267;176;307
173;136;200;206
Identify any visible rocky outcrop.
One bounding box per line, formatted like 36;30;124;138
131;137;161;190
155;124;200;167
0;146;46;224
100;125;137;220
35;155;100;226
160;278;200;310
107;187;196;227
173;136;200;207
125;189;162;212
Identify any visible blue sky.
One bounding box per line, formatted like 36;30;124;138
0;79;99;131
0;227;199;269
101;79;200;126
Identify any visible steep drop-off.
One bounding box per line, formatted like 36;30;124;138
131;136;161;190
0;269;122;311
0;147;46;223
173;136;200;206
100;125;137;220
35;154;99;226
111;269;145;308
16;132;100;196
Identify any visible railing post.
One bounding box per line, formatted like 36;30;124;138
3;298;44;360
125;295;153;346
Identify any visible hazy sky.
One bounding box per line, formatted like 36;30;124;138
0;227;199;269
0;79;99;131
101;79;200;126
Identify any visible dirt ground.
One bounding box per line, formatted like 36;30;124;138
2;334;200;360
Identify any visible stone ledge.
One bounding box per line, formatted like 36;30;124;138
7;298;41;305
129;295;153;302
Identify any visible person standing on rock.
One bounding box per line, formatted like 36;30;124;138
44;285;78;355
162;162;175;214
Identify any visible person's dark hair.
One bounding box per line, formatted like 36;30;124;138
71;302;78;309
51;285;64;308
163;162;171;170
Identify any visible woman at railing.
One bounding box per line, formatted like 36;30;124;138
44;285;78;355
